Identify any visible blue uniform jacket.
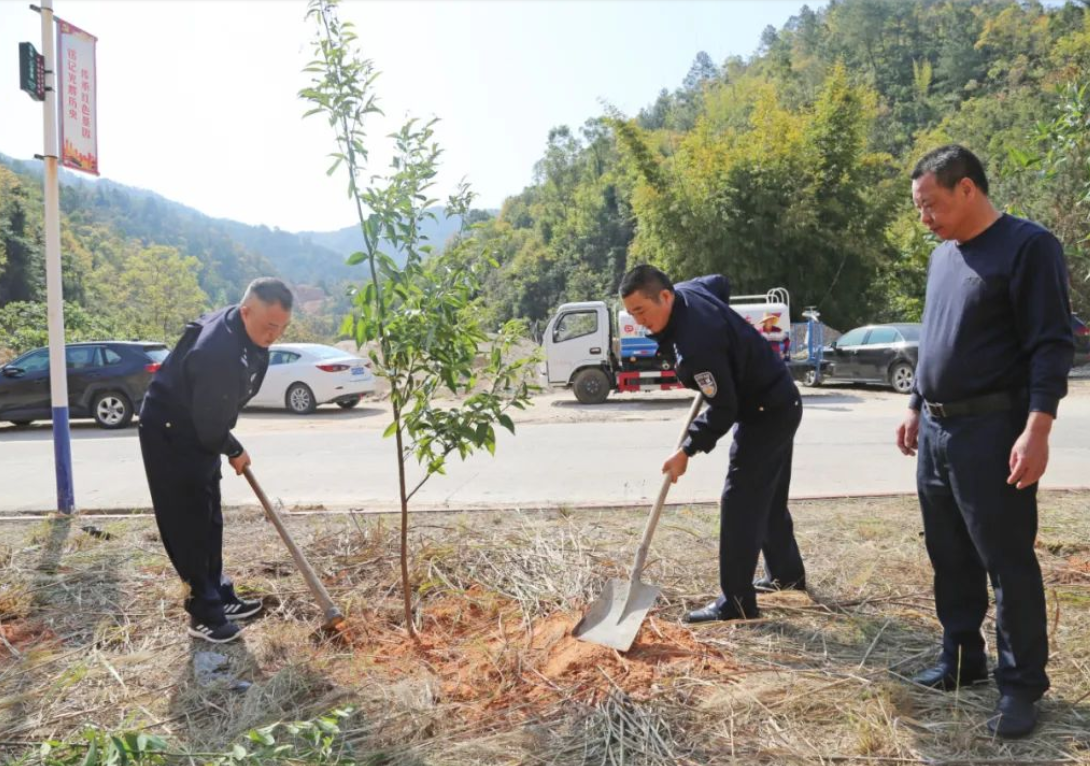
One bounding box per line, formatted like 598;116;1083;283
650;275;797;456
140;306;269;458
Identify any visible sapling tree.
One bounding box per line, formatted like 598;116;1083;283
301;0;538;639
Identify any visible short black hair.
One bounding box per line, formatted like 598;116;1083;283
911;144;989;196
242;277;294;311
620;264;674;300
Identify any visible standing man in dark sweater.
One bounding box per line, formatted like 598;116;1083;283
621;265;806;624
896;146;1074;737
139;278;293;643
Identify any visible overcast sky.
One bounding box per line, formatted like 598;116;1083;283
1;1;825;232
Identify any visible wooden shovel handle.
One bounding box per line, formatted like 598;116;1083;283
628;393;704;582
243;467;344;628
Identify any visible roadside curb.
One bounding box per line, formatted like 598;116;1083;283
3;486;1088;522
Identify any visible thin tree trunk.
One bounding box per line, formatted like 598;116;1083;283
392;400;417;641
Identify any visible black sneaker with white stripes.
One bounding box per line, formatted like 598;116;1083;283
222;596;263;620
188;618;243;644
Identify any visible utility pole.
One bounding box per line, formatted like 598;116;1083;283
37;0;76;513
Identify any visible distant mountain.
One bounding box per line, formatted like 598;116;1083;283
0;154;488;304
215;219;357;286
297;209;469;268
0;154;345;299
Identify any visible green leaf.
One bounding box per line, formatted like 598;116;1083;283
382;421;398;438
80;739;99;766
109;735;127;765
339;314;355;337
144;735;168;752
248;728;276;747
346;251;368;266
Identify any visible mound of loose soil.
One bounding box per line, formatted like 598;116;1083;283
0;619;57;657
1059;554;1090;584
343;591;736;716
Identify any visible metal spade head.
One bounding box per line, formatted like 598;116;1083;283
572;577;662;652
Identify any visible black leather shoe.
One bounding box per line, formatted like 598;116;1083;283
683;599;757;624
910;663;989;691
987;695;1038;738
753;576;806;593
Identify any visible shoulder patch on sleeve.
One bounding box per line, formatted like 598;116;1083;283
694;371;717;398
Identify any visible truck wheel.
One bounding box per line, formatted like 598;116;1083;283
803;369;822;387
573;368;611;404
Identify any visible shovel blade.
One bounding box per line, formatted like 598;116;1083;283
572;578;661;652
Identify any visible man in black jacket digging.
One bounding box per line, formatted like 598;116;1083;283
620;265;806;623
139;277;293;643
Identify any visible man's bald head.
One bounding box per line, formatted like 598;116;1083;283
240;277;293;348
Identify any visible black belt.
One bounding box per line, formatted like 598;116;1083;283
923;390;1022;419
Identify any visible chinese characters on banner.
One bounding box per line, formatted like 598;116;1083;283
56;18;98;175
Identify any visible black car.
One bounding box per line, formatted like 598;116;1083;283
1073;313;1090;368
0;341;169;429
815;323;920;394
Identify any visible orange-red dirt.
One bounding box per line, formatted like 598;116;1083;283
1059;554;1090;583
340;590;738;716
0;619;57;658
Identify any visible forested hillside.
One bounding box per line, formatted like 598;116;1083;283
0;155;349;351
471;0;1090;331
0;152;490;355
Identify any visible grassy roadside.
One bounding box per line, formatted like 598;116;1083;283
1;491;1088;764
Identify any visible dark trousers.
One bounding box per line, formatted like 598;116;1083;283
138;421;231;625
917;407;1049;700
718;396;805;615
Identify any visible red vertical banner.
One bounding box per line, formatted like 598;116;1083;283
56;18;98;175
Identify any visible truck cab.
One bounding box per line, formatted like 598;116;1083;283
542;300;685;404
543;288;792;404
543;302;609;384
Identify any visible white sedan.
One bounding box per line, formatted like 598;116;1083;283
248;343;376;414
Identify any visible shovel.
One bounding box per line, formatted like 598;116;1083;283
243;466;346;633
573;393;705;651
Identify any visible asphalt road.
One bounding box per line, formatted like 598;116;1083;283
1;386;1087;514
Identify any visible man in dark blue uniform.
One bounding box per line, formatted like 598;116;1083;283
896;145;1074;737
620;265;806;623
139;278;293;643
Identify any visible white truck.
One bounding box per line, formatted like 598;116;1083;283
542;288;792;403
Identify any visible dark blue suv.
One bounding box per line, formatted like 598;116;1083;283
0;341;169;429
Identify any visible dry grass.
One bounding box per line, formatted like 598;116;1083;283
0;492;1089;764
